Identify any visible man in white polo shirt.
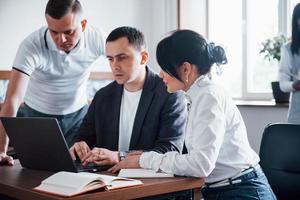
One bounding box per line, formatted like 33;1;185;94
0;0;106;165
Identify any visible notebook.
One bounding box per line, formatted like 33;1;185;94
1;117;110;172
34;171;143;197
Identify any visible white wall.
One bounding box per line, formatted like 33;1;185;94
0;0;177;72
238;105;288;153
179;0;207;37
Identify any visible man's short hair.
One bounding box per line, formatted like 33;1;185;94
106;26;147;51
45;0;82;19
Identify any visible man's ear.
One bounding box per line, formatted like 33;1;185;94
81;19;87;32
140;51;149;65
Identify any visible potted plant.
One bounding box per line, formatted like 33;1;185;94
259;34;289;103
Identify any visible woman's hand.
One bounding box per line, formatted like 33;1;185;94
108;154;141;173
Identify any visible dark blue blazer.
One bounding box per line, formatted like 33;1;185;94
76;68;187;153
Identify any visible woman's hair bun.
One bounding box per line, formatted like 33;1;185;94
207;43;228;66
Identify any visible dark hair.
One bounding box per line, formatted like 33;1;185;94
156;30;227;82
106;26;147;51
45;0;82;19
291;3;300;55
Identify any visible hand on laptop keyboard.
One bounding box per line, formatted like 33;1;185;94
69;141;91;162
82;147;119;166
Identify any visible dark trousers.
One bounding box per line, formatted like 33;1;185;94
17;104;89;147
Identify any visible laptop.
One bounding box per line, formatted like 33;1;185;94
1;117;110;172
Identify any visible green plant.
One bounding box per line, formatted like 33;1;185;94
259;34;288;62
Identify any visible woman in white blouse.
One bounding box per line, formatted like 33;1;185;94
279;3;300;123
109;30;276;199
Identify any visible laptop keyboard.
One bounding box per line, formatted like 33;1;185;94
74;160;111;172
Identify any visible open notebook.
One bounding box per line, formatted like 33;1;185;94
34;171;143;197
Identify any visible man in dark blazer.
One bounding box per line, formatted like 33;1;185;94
70;26;187;167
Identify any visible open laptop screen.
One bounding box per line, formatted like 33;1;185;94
1;117;109;172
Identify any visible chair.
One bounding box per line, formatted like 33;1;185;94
259;123;300;200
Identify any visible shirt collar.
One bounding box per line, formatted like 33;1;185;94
186;74;211;102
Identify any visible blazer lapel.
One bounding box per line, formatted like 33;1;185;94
129;67;155;149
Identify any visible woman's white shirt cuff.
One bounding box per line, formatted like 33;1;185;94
139;151;164;171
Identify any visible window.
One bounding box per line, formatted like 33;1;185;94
208;0;243;98
181;0;296;100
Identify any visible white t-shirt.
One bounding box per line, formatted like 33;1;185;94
118;88;142;151
140;76;259;183
13;26;106;115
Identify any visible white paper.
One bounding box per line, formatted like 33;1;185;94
118;169;174;178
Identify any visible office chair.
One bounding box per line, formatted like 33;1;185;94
259;123;300;200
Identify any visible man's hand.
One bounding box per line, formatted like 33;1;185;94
292;80;300;91
69;141;90;162
0;70;30;166
0;152;14;166
82;148;119;166
108;154;141;174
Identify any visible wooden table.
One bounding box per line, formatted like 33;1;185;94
0;160;204;200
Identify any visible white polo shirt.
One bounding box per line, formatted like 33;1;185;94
13;26;106;115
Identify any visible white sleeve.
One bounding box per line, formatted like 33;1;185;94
140;92;226;178
279;45;294;92
12;35;40;76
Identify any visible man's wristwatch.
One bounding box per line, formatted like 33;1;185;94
119;151;129;161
